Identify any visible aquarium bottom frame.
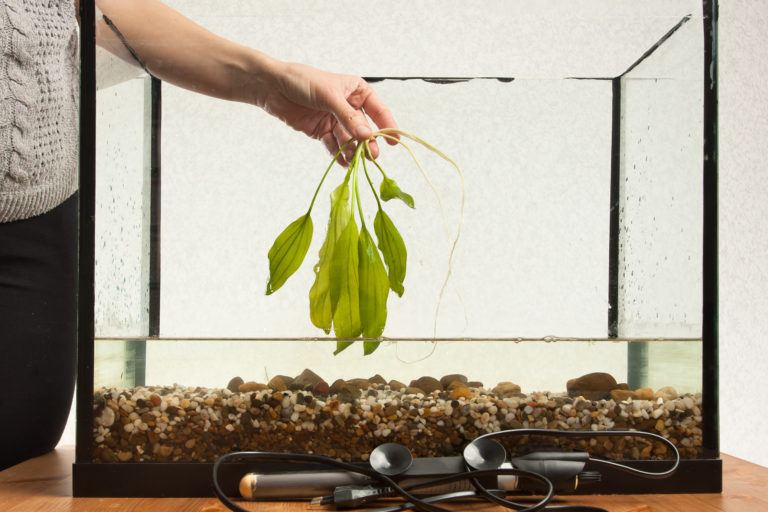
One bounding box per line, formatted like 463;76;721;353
72;458;721;497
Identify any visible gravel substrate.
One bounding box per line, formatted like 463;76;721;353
92;374;702;463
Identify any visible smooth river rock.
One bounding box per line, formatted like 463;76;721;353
566;372;617;400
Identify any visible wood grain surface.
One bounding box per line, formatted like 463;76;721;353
1;448;765;511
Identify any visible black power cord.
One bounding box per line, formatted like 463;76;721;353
214;453;554;512
473;428;680;479
461;429;679;512
212;428;680;511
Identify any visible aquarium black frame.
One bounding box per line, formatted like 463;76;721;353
74;0;721;496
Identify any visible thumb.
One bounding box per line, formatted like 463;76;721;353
328;95;372;141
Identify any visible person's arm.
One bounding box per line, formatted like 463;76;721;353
78;0;396;161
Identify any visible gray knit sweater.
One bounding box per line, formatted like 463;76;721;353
0;0;80;223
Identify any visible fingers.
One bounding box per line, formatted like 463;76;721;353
333;123;356;164
328;93;373;142
320;132;347;167
361;88;399;145
324;77;397;162
321;124;358;167
366;139;380;160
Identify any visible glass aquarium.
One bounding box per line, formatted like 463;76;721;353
75;0;719;496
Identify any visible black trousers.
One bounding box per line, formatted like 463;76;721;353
0;194;77;470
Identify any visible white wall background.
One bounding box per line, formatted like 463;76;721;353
718;0;768;468
56;1;768;471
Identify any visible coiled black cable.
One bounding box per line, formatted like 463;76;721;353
212;428;680;511
213;453;554;512
473;428;680;479
463;429;679;512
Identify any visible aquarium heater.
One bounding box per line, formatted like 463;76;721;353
213;428;679;512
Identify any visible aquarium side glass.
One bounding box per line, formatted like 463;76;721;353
93;72;152;388
618;16;704;392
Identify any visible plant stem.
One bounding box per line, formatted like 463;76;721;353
375;133;446;230
351;146;367;229
370;157;389;181
307;140;355;214
361;141;383;210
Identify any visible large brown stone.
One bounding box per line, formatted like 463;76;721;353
440;374;468;389
566;372;617;400
388;380;407;391
634;387;655;400
227;377;244;393
369;374;387;386
409;376;442;394
329;379;347;394
268;375;294;392
313;381;330;396
610;389;636;401
239;381;267;392
346;378;371;389
291;369;325;391
330;379;363;401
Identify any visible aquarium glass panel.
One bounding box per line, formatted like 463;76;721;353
160;78;613;339
94;77;151;338
618;18;704;338
92;0;707;465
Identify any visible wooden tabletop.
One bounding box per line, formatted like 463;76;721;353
0;448;765;511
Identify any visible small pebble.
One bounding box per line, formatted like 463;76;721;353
227;377;244;393
655;386;679;401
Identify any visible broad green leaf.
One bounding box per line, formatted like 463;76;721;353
265;214;313;295
363;341;381;355
374;209;407;297
358;227;389;341
309;181;351;333
330;214;361;340
380;177;415;209
309;236;333;334
334;340;354;355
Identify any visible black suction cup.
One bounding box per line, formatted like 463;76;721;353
463;438;507;470
369;443;413;476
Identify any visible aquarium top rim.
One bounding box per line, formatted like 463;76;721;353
94;336;703;343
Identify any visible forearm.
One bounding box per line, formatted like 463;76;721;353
95;0;279;105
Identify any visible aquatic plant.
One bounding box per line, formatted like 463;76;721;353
265;129;461;355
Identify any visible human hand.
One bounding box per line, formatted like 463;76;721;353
256;61;398;166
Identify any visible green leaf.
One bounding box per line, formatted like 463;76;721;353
334;340;354;355
358;227;389;342
363;340;382;355
309;181;351;333
380;177;415;209
265;214;313;295
374;209;407;297
330;213;361;340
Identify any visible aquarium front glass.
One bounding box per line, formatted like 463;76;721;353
91;0;707;465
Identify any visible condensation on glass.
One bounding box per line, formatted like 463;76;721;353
92;0;706;465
